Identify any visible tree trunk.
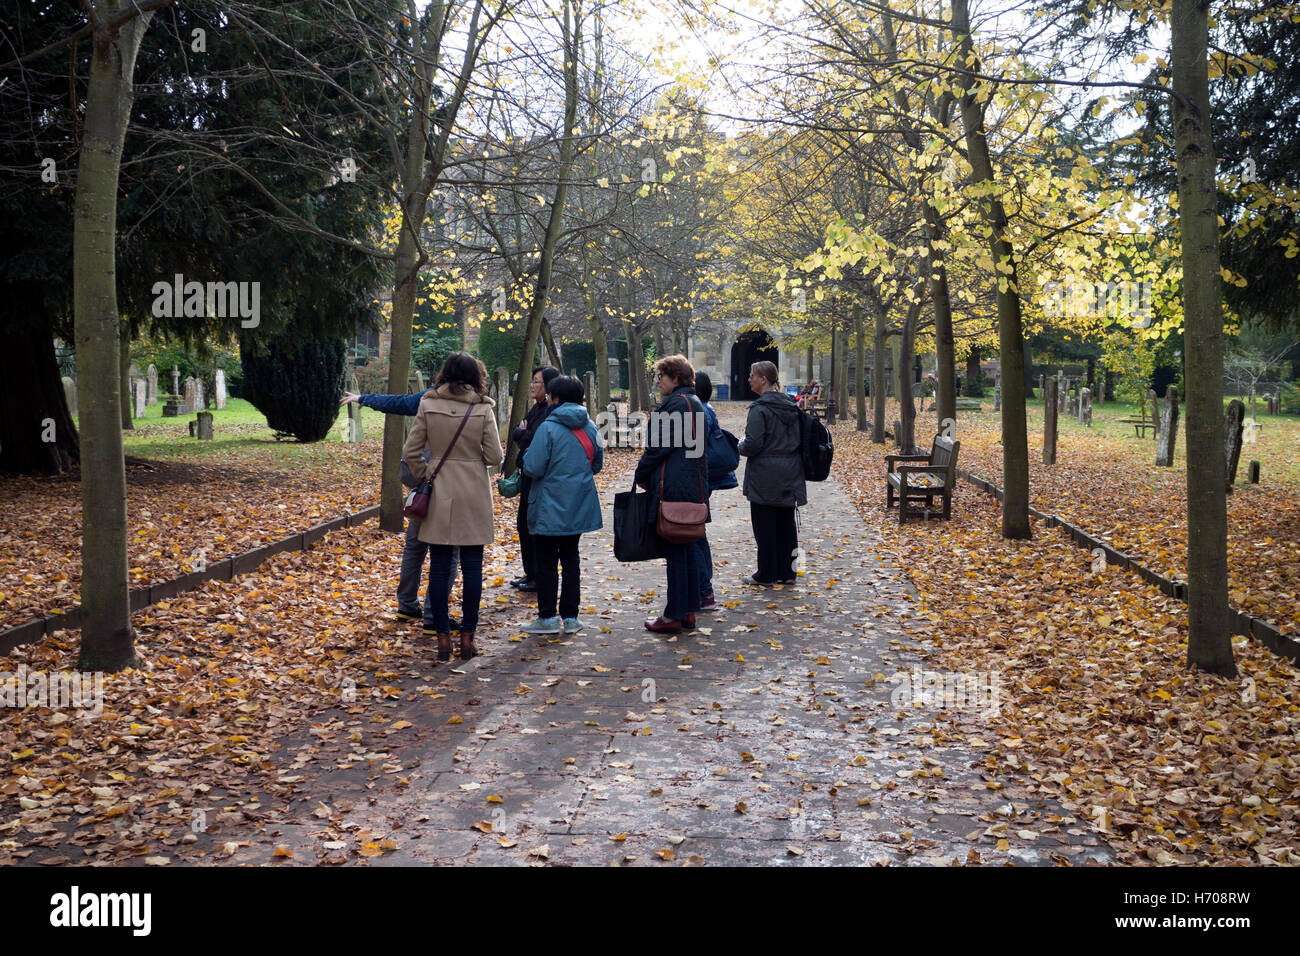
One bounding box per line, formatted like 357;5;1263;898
1172;0;1235;676
541;317;563;370
925;208;957;423
872;310;887;443
626;322;649;413
73;12;155;672
952;0;1031;540
836;321;849;420
380;198;426;531
806;345;814;383
855;307;867;430
0;316;80;474
898;302;919;452
119;332;133;430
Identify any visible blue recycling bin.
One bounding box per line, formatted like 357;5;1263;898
716;383;729;401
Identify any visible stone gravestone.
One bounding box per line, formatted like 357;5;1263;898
993;381;1001;412
1224;399;1245;491
1155;385;1180;466
584;371;597;419
62;376;77;418
1080;387;1092;426
1057;372;1067;414
194;380;205;411
214;369;227;410
133;379;146;419
187;419;197;437
163;367;183;417
1043;377;1058;465
146;364;158;406
183;377;197;414
495;367;510;435
1148;390;1159;443
1248;460;1261;483
196;411;214;440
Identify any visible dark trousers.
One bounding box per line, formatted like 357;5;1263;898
517;478;537;579
750;502;797;583
663;538;701;620
534;533;582;620
694;534;713;598
425;544;483;632
399;519;459;612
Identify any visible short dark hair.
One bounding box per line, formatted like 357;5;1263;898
534;366;560;387
435;351;487;396
654;354;695;388
547;375;584;405
695;370;713;403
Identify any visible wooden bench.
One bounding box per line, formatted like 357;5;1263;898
808;398;829;421
886;434;961;524
1117;418;1156;437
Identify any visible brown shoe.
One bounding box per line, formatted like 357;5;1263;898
645;616;682;634
436;632;452;662
459;631;477;660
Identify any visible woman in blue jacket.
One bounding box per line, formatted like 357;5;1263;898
518;376;603;635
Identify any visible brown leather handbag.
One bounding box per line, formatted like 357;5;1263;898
654;408;707;543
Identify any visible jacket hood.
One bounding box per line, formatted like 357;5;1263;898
546;402;591;427
427;384;493;406
757;389;800;415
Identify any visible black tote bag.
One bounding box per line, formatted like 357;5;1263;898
613;475;662;562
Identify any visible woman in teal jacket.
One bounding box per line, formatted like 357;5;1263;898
519;376;603;635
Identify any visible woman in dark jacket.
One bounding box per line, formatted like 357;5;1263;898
738;360;806;585
508;366;560;591
635;354;709;634
693;371;737;610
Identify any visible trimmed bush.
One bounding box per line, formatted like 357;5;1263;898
241;336;346;442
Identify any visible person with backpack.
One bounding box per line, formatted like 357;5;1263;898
518;376;603;636
738;360;805;586
694;371;738;610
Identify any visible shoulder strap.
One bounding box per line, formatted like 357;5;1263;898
569;426;595;466
430;404;475;481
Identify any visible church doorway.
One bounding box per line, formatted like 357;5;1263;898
730;329;778;400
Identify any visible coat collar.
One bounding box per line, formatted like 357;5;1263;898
428;384;494;407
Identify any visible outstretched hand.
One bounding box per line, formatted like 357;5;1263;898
340;391;361;407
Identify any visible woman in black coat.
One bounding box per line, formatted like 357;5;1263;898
635;354;708;635
738;360;806;585
509;365;560;590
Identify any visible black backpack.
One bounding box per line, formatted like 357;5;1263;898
799;410;833;481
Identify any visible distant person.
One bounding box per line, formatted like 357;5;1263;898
518;376;603;635
508;366;561;592
738;360;805;585
339;384;459;628
636;354;709;635
693;371;737;611
402;353;503;662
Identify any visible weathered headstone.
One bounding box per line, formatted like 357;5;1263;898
62;376;77;418
993;383;1001;412
1094;374;1105;408
146;364;158;405
584;371;597;419
187;419;197;437
172;365;181;397
495;367;510;434
1224;399;1245;490
1080;387;1092;426
196;411;214;440
1248;460;1260;483
346;401;363;442
1057;373;1067;413
214;369;227;409
1043;377;1058;465
133;379;146;419
194;380;205;411
183;377;197;414
1155;385;1179;466
408;369;426;394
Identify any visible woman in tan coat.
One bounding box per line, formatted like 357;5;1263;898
402;352;504;662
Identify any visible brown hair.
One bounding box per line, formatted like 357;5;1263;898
654;354;696;389
750;360;778;386
434;351;488;397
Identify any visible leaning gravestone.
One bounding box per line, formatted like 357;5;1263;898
62;376;77;418
1155;386;1180;466
214;369;227;410
133;379;146;419
1043;377;1058;465
1224;399;1245;490
146;364;158;406
196;411;214;440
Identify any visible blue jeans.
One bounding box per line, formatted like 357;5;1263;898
425;544;482;633
694;535;713;598
662;539;701;621
398;519;459;612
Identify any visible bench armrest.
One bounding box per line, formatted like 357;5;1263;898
885;453;930;473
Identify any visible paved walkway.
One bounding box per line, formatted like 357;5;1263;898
197;407;1111;866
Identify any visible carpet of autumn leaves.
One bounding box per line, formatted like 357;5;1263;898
834;412;1300;866
0;430;386;630
0;447;639;865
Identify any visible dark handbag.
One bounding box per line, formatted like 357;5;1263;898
497;469;522;498
707;424;739;481
613;475;662;562
404;404;474;519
